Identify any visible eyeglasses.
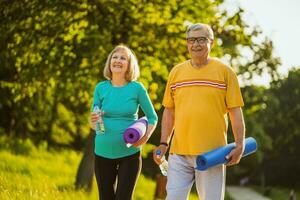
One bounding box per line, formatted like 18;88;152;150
186;37;210;44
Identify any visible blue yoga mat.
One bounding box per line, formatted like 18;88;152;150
196;137;257;171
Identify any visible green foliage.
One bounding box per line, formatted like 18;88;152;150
252;186;300;200
1;0;290;187
227;70;300;186
141;143;155;158
0;135;47;155
261;68;300;187
1;0;104;147
226;85;272;184
51;103;77;145
0;0;281;149
242;86;272;158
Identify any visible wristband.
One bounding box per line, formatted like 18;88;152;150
159;142;169;147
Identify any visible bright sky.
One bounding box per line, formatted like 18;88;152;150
222;0;300;85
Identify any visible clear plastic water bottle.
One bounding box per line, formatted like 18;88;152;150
156;150;168;176
93;104;105;133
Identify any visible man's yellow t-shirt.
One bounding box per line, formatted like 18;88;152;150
163;58;244;155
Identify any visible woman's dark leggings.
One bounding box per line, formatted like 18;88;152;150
94;152;142;200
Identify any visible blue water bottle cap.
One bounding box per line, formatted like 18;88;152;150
156;150;161;156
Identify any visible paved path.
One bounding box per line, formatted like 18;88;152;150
227;186;271;200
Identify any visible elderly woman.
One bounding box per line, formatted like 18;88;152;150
90;45;157;200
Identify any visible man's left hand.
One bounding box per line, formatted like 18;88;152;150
225;145;244;166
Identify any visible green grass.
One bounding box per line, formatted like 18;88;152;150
0;135;231;200
0;149;96;200
252;186;299;200
0;145;201;200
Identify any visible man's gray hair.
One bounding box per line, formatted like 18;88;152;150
186;23;214;40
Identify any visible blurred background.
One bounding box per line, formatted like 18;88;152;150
0;0;299;199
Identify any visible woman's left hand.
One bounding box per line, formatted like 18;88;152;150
132;134;151;147
132;124;156;147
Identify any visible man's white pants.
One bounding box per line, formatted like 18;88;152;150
166;154;225;200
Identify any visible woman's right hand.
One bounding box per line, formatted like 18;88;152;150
90;112;99;124
90;112;99;129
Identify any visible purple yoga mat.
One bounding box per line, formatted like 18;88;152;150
123;117;148;144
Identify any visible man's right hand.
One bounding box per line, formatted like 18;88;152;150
153;144;168;165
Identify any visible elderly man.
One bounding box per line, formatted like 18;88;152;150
153;23;245;200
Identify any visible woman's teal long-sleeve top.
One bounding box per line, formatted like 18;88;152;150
92;80;158;159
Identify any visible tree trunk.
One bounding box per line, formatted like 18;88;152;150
154;174;167;199
75;129;95;192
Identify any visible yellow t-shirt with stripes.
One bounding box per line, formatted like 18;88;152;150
163;58;244;155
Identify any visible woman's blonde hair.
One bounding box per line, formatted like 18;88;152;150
103;45;140;81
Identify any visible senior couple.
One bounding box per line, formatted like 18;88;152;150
90;23;245;200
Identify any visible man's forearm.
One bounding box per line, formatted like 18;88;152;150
160;107;175;144
229;107;245;148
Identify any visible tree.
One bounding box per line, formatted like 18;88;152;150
262;68;300;187
0;0;104;146
1;0;280;143
0;0;282;190
227;85;272;185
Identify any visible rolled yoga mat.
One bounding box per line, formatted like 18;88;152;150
196;137;257;171
123;117;148;145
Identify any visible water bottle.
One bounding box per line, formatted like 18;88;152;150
93;104;105;133
156;150;168;176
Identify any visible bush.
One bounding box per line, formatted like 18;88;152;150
12;138;36;155
0;136;44;155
